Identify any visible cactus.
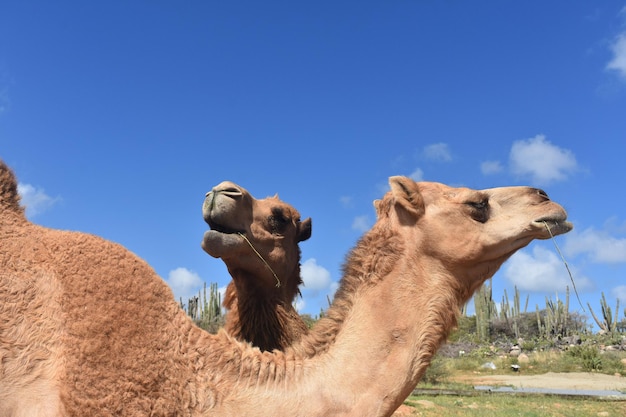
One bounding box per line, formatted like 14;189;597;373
474;280;497;342
536;304;545;338
536;287;570;338
588;292;619;333
182;282;223;331
499;286;527;339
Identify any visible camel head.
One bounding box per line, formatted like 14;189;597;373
202;181;311;293
374;176;573;298
201;181;312;350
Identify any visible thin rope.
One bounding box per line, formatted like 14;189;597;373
238;232;281;288
543;221;585;312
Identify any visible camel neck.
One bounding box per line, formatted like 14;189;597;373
208;228;462;416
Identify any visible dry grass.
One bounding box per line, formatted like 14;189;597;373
400;394;626;416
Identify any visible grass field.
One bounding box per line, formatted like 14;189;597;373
394;346;626;416
400;393;626;416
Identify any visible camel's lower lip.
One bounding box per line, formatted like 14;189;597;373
533;218;573;236
201;230;245;258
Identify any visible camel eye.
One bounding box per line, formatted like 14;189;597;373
465;199;490;223
268;208;290;234
467;200;487;210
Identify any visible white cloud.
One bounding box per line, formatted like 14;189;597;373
509;135;578;185
503;246;591;293
294;298;305;312
409;168;424;181
423;143;452;162
352;215;371;233
564;227;626;263
301;258;332;291
339;195;353;208
480;160;503;175
603;216;626;234
612;285;626;302
607;33;626;81
165;267;204;302
17;182;61;217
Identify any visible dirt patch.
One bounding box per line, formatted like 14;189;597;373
453;372;626;391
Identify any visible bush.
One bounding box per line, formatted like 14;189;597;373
567;345;603;371
448;316;478;343
420;356;450;385
599;351;625;376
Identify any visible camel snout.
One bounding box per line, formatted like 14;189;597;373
211;181;245;199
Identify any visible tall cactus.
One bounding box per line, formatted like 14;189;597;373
500;286;528;339
474;280;496;342
182;282;223;331
537;286;570;338
588;292;619;333
202;282;222;323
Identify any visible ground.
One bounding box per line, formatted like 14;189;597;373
452;371;626;391
391;372;626;416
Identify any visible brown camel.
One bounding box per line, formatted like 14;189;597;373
201;181;311;351
0;159;572;416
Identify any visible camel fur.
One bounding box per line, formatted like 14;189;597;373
0;159;573;416
201;181;311;351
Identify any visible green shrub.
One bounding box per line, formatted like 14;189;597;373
567;345;603;371
420;356;450;385
448;316;478;343
597;351;625;376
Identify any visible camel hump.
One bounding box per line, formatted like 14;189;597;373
0;160;25;215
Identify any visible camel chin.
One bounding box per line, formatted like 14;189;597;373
201;230;245;258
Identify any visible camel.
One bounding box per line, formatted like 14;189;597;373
201;181;312;351
0;159;572;416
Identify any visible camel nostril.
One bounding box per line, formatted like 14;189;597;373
221;189;243;199
536;189;549;200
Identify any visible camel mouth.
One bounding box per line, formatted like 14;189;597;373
205;218;244;236
532;216;573;237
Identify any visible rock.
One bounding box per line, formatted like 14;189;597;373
564;334;581;345
481;362;497;370
517;353;530;364
509;345;521;357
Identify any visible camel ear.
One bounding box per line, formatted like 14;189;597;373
297;217;312;242
373;199;384;219
389;176;424;220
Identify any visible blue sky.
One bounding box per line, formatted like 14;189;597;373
2;1;626;327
